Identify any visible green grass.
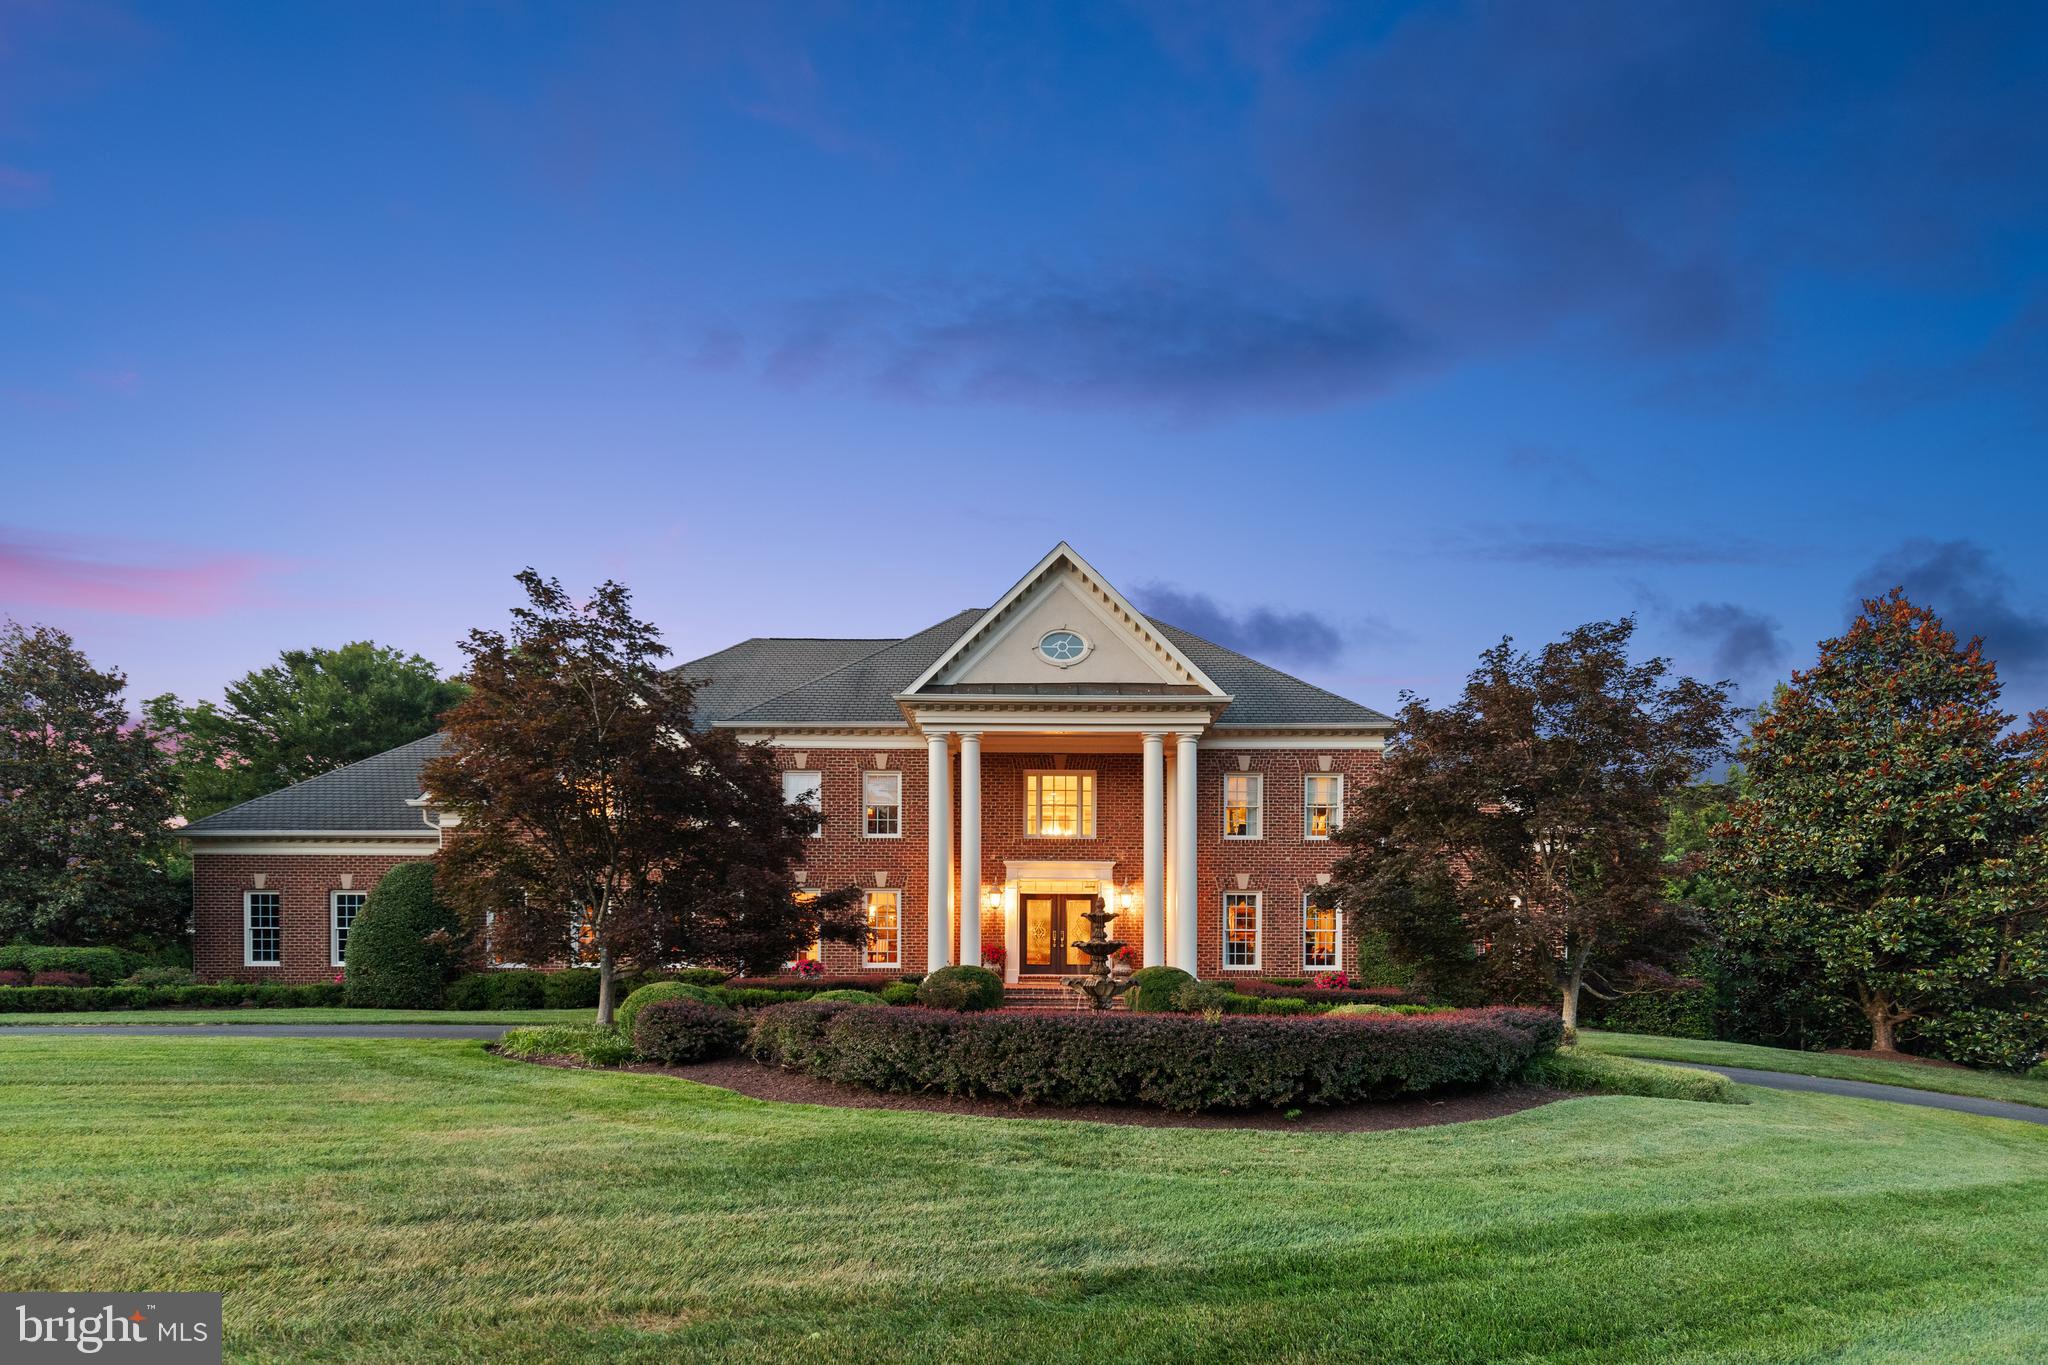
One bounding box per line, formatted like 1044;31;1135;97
1581;1030;2048;1109
3;1037;2047;1362
0;1008;592;1027
1521;1048;1745;1104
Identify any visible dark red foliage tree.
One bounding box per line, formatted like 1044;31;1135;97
425;571;862;1024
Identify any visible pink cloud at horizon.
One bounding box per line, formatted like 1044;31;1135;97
0;530;293;620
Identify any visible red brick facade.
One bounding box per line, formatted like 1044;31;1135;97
191;741;1381;985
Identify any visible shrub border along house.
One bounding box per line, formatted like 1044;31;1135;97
747;1002;1562;1112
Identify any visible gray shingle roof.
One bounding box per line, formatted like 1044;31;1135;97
182;733;450;835
1154;623;1394;727
721;610;986;726
679;636;897;723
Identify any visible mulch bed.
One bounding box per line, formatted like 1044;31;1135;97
506;1050;1564;1131
1826;1048;1974;1071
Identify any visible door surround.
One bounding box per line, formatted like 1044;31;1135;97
1000;859;1117;984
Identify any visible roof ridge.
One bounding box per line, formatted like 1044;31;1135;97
182;730;446;833
721;607;984;723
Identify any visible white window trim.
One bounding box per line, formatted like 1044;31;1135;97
862;770;904;839
864;888;902;968
1023;768;1098;840
1304;772;1344;841
788;888;823;968
243;889;282;968
1301;892;1342;972
783;769;824;838
1222;772;1264;840
1221;890;1262;971
330;890;367;968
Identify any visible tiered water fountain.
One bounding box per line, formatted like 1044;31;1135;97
1060;894;1135;1010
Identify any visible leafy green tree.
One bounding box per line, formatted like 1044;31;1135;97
148;642;465;821
1328;619;1737;1031
426;571;864;1025
0;621;184;945
1711;592;2048;1062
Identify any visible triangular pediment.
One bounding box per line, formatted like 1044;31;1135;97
902;544;1225;697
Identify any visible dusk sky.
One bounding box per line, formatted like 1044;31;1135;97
5;2;2046;722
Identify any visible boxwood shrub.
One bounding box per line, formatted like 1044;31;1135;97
634;999;747;1063
879;982;920;1006
1231;980;1425;1007
1127;966;1193;1013
915;965;1003;1012
808;988;886;1005
343;863;463;1008
722;974;904;995
0;981;346;1013
615;981;720;1037
748;1002;1562;1112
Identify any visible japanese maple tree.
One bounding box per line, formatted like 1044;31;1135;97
1328;619;1737;1031
425;571;861;1024
1711;592;2048;1063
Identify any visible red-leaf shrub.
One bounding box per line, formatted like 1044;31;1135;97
0;970;27;987
722;974;906;995
31;971;92;988
748;1002;1561;1112
1233;980;1425;1007
634;999;746;1064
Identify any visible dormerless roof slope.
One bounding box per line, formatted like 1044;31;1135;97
184;614;1390;837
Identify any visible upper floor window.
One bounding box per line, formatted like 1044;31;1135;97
783;769;823;837
1302;894;1340;971
1222;891;1261;969
1304;773;1344;840
1026;771;1095;838
330;890;367;967
863;771;902;837
1223;772;1263;839
244;891;282;966
865;889;901;967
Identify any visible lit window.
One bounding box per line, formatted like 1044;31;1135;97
1302;894;1339;971
865;889;900;967
790;889;821;966
244;891;282;966
1304;773;1343;840
863;771;902;837
567;905;597;966
1222;891;1261;969
1223;772;1263;839
783;769;823;837
331;891;367;967
1026;771;1095;838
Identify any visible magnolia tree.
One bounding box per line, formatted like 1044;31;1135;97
1328;619;1737;1031
1711;593;2048;1065
425;571;863;1024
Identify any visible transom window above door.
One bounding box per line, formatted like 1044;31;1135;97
1026;771;1096;838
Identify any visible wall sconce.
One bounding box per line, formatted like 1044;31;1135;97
985;889;1002;913
1117;887;1135;913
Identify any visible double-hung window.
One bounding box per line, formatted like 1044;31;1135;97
1223;772;1263;839
330;890;366;967
865;889;901;967
1025;771;1095;838
863;771;902;837
1302;894;1340;971
1304;773;1343;840
244;891;282;966
1222;891;1261;969
790;889;822;966
783;769;824;837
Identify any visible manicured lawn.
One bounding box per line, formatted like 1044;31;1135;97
1581;1030;2048;1109
0;1008;592;1027
3;1037;2047;1361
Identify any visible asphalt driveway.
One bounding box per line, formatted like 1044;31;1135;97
1665;1061;2048;1126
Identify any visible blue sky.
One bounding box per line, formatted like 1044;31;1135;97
4;1;2046;722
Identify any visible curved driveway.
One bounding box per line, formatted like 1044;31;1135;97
1664;1060;2048;1126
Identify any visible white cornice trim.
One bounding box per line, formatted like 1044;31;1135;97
187;836;439;856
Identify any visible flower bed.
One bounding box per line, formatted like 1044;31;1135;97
747;1002;1561;1112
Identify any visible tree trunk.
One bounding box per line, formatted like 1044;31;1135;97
1560;969;1581;1042
1867;1001;1897;1053
596;945;615;1028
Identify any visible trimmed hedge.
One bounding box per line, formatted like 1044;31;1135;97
0;982;346;1013
1127;966;1194;1013
1233;980;1425;1007
615;981;720;1038
808;989;886;1005
749;1002;1562;1112
915;965;1003;1012
879;982;919;1006
0;945;146;986
634;999;746;1063
1521;1049;1744;1104
343;863;463;1009
722;974;909;995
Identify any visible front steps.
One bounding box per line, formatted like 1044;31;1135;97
998;981;1112;1012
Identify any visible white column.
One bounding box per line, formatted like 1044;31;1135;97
926;731;952;971
1141;731;1165;966
1174;733;1199;974
958;731;982;968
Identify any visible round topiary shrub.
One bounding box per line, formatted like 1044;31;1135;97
634;999;746;1063
615;981;721;1038
809;988;886;1005
342;862;464;1008
879;981;920;1006
915;964;1004;1012
1127;965;1194;1012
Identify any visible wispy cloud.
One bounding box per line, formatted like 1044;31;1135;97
1851;539;2048;678
1673;601;1786;678
0;529;290;620
1464;526;1789;570
1132;582;1379;666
